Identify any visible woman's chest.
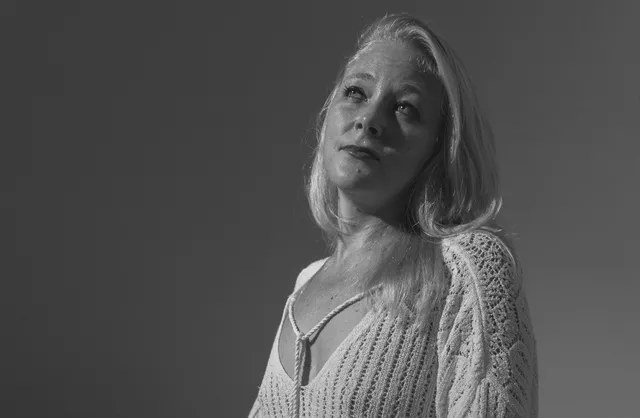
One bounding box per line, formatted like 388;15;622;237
263;301;441;417
277;277;371;386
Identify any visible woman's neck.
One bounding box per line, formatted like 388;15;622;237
333;191;405;264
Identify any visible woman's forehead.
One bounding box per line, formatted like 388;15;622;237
347;40;434;75
344;40;441;95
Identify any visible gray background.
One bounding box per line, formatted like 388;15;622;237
4;0;640;417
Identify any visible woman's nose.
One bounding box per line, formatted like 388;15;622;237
355;114;383;138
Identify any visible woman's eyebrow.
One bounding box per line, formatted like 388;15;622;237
343;73;435;100
344;72;375;82
396;81;428;98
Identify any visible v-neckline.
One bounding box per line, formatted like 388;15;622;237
275;297;375;389
274;264;376;389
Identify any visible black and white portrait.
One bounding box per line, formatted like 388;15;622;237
5;1;639;417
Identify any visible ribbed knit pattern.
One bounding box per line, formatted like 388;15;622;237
249;231;538;417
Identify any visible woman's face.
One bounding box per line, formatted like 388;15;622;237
322;40;444;213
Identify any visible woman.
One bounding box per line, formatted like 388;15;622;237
249;13;538;418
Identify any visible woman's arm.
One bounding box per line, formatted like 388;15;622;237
437;231;538;417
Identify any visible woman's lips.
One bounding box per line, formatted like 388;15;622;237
341;145;380;161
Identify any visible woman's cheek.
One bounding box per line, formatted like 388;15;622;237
331;104;354;130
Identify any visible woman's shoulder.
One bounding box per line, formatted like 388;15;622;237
442;227;513;251
292;257;330;292
441;229;521;291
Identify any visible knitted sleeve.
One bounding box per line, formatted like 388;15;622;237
248;397;260;417
436;231;538;417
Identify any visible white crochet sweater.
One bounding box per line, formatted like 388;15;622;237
249;231;538;417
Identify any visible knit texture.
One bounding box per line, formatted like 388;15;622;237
249;231;538;417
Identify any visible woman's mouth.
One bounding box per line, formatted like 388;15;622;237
341;145;380;161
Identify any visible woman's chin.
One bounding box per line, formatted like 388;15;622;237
330;172;379;192
329;159;381;187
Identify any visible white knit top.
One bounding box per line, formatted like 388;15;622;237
249;231;538;417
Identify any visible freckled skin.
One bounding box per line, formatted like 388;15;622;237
323;40;444;215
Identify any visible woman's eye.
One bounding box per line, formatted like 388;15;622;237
343;86;365;101
396;102;419;119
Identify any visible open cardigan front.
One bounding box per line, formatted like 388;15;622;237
249;231;538;417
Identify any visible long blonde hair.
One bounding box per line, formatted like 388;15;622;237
306;13;504;332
